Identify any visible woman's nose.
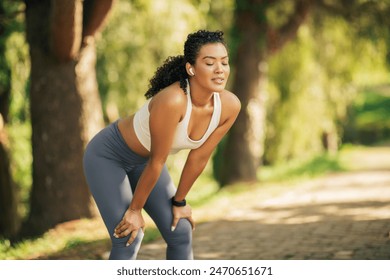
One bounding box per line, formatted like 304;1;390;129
215;63;223;73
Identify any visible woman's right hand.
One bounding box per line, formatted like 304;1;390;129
113;208;145;246
171;204;195;232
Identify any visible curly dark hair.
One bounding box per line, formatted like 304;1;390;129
144;30;226;99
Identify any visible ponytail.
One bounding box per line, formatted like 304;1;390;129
144;55;188;99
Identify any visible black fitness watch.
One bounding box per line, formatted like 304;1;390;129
171;197;186;207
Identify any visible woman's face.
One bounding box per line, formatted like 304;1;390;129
191;42;230;93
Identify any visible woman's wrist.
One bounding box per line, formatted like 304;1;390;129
171;196;186;207
129;205;142;213
129;208;141;213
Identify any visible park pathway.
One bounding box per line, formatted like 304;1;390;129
137;146;390;260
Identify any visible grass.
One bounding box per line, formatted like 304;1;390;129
0;218;106;260
8;122;32;218
0;217;162;260
259;153;346;183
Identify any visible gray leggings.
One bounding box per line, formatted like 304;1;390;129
83;120;193;260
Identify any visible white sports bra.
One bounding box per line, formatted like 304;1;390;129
133;81;221;154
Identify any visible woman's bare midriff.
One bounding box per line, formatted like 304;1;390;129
118;115;150;158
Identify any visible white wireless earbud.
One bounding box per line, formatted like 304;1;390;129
189;68;194;76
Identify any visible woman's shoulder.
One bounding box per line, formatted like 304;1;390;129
149;82;187;112
219;89;241;114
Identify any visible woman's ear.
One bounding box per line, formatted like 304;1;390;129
186;62;195;76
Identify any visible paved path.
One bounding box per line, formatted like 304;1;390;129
137;167;390;260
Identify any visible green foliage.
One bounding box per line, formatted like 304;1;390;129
202;0;234;31
264;14;389;164
344;86;390;144
355;90;390;127
265;23;329;164
8;123;32;218
2;1;30;122
6;31;30;123
266;0;295;29
2;1;31;222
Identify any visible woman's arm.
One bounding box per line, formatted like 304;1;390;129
171;91;241;230
114;87;185;244
175;91;241;201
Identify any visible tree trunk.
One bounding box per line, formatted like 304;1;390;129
220;1;268;185
21;0;104;237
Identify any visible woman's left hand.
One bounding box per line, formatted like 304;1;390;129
171;204;195;232
113;208;145;246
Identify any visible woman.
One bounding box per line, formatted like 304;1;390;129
83;30;240;260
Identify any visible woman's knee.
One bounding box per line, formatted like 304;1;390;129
166;218;192;246
109;229;144;260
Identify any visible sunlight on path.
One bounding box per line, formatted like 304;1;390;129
137;146;390;260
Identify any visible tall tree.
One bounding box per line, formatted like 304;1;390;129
21;0;114;237
220;0;310;185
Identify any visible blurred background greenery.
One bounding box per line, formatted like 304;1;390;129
1;0;389;259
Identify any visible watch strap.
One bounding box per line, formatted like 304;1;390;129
171;197;186;207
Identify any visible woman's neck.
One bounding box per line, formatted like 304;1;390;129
188;80;214;108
